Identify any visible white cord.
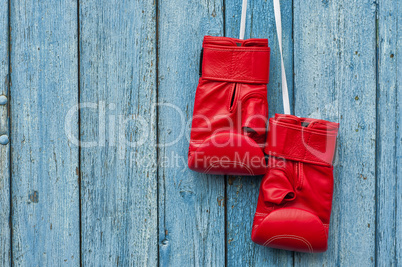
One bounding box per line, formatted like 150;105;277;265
273;0;291;115
239;0;290;114
239;0;248;39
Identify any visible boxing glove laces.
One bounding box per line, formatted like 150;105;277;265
188;35;271;175
251;114;339;253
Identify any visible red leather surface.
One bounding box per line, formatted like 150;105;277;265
252;114;339;253
265;114;339;166
202;37;270;83
188;133;267;175
188;36;270;175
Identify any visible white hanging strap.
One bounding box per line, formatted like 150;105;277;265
239;0;247;39
273;0;291;115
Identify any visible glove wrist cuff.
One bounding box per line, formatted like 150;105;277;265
265;115;339;166
201;39;270;84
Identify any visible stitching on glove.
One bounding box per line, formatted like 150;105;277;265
241;92;267;102
294;162;300;189
231;49;234;80
263;235;313;253
299;163;304;190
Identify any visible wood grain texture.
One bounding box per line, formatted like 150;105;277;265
79;0;158;265
293;0;376;265
1;0;401;264
10;0;79;265
157;0;225;266
0;0;10;265
376;1;402;266
224;0;294;266
396;6;402;263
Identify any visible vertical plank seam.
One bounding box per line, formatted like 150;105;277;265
155;0;160;265
7;0;12;265
336;4;341;263
223;0;226;38
374;0;380;266
77;0;82;266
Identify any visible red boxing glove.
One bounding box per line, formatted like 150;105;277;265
188;36;270;176
251;114;339;253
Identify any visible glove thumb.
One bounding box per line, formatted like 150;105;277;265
262;169;296;205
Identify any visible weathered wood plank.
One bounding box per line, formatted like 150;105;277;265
376;1;402;265
157;0;225;266
79;0;158;265
293;0;376;265
10;0;80;265
396;6;402;262
0;0;10;265
225;0;294;265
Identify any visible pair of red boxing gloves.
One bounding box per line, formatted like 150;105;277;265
188;36;339;253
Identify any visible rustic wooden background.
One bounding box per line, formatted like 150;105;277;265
0;0;401;266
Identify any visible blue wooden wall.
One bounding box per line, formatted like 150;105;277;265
0;0;401;266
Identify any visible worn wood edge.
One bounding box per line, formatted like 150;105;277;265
0;0;10;265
